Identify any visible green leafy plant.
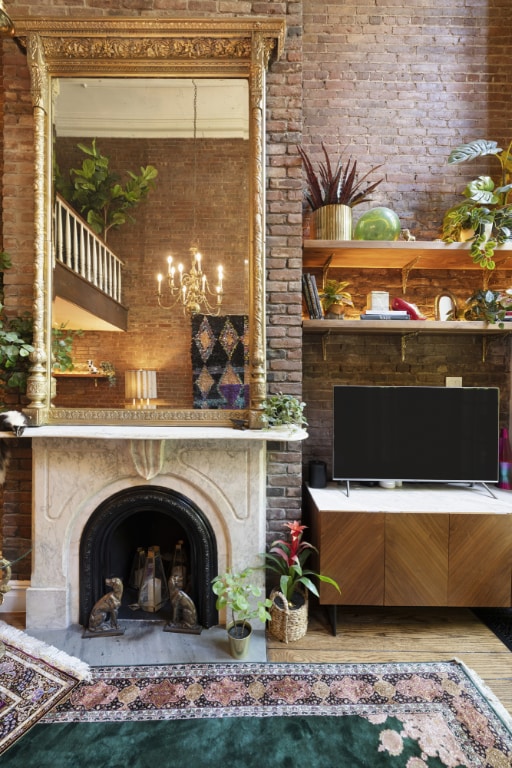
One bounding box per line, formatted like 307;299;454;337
212;568;272;638
56;138;158;242
51;324;83;372
0;252;34;400
261;392;308;430
442;139;512;270
261;521;340;606
298;142;383;211
320;278;353;314
100;361;116;387
463;288;512;327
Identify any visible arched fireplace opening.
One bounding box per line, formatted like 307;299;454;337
79;486;218;629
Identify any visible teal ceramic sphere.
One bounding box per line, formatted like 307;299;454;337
353;207;401;241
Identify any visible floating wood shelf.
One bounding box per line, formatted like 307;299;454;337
302;239;512;271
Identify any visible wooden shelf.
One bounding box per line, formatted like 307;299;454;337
302;239;512;271
302;319;512;335
52;372;111;378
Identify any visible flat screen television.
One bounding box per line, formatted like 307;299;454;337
332;385;499;486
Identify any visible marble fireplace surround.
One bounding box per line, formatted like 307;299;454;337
23;426;303;631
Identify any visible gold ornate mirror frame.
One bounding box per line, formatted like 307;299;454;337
14;17;285;427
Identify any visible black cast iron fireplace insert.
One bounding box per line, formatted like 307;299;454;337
79;486;218;628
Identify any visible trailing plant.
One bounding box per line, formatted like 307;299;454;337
298;142;383;211
261;521;340;606
463;288;512;327
56;138;158;242
100;361;117;387
0;251;34;400
51;324;83;372
212;568;272;638
320;278;353;314
261;392;308;430
442;139;512;270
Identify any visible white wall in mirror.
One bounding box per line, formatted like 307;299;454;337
53;78;249;139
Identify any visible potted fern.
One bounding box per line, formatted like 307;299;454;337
442;139;512;270
298;143;383;240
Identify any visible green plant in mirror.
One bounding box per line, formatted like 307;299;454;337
56;138;158;242
442;139;512;270
51;324;84;372
0;251;34;401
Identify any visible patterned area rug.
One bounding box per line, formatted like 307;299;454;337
0;621;90;756
7;660;507;767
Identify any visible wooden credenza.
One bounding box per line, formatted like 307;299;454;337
305;484;512;613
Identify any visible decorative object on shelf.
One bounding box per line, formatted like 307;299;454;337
164;575;202;635
138;546;169;613
85;577;125;637
99;361;116;387
499;426;512;490
302;273;323;319
442;139;512;270
261;521;340;643
87;359;98;374
212;568;272;659
156;81;224;316
367;291;390;312
435;291;459;321
391;297;426;320
463;288;512;327
261;392;308;431
401;228;416;241
298;142;383;241
55;138;158;243
319;278;353;319
125;369;158;409
353;206;401;241
191;314;248;409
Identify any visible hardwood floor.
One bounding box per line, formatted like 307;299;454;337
3;604;512;718
267;603;512;718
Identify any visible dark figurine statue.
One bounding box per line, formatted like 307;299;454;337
88;576;123;633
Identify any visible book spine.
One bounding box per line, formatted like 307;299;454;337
302;274;316;319
307;274;324;319
360;314;411;320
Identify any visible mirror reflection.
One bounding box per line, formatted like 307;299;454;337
52;77;250;411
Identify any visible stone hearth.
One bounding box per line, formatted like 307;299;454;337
24;426;300;630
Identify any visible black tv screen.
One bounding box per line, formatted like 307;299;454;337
332;385;499;484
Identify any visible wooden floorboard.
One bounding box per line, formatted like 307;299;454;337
3;605;512;717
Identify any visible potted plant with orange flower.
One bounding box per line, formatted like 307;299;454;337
261;521;340;643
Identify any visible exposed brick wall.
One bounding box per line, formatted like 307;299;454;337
302;0;512;239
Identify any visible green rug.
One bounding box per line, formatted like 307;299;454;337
2;660;512;767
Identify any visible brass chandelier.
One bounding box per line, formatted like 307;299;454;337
157;80;224;317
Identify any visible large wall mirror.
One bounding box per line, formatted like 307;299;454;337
15;17;285;427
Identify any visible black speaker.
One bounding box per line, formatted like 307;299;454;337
309;460;327;488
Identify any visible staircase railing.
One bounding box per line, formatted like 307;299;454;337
54;194;124;304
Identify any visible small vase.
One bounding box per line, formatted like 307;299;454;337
313;204;352;240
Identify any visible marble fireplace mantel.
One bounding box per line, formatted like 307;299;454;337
23;425;306;630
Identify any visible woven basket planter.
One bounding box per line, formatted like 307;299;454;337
269;589;308;644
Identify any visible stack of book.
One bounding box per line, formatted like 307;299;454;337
302;273;323;319
360;309;410;321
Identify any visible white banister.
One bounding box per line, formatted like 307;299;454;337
54;194;124;304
